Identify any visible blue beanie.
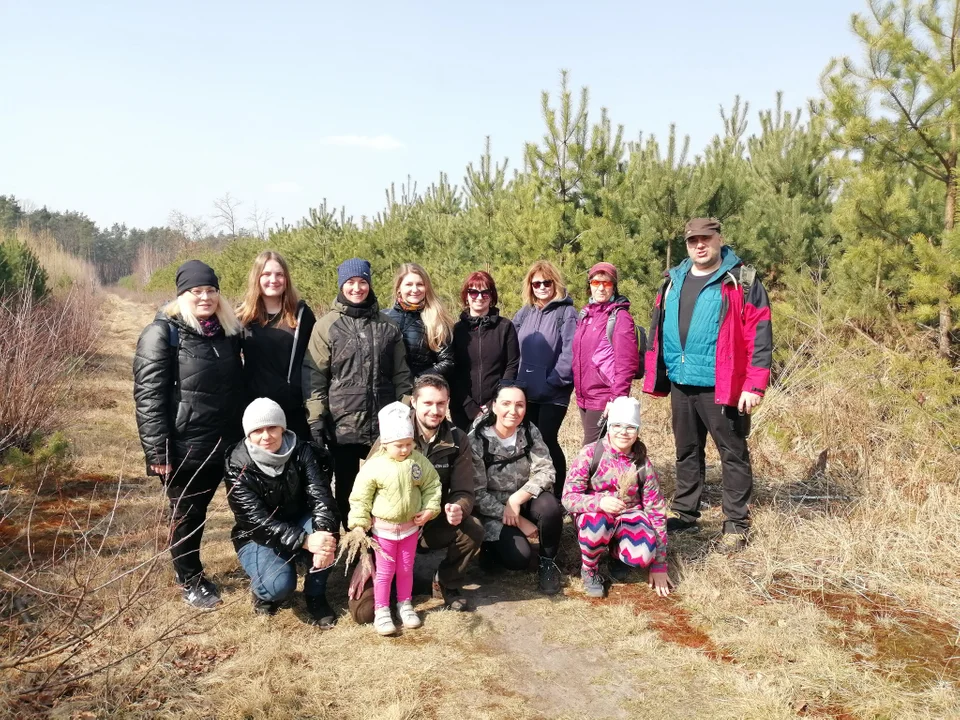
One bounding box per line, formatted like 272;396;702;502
337;258;372;288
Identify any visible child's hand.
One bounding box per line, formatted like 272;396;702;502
648;570;672;597
412;510;436;526
599;496;626;515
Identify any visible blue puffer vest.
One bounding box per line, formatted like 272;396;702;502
662;248;741;387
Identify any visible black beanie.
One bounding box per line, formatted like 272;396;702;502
176;260;220;296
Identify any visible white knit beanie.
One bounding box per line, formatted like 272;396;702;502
378;401;414;444
607;396;641;428
242;397;288;437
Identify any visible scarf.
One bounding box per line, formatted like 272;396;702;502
397;298;425;312
337;290;378;318
244;430;297;477
198;316;223;337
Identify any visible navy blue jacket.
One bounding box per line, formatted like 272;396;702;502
512;295;578;407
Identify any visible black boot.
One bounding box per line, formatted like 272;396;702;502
252;594;279;616
304;595;336;630
538;556;561;595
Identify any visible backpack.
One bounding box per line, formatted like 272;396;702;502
587;440;648;484
578;306;647;380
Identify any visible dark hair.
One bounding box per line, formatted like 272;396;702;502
493;379;527;402
460;270;498;307
412;373;450;399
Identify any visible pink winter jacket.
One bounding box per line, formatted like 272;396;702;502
572;298;639;411
562;438;668;573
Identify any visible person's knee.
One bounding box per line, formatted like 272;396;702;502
460;516;484;550
254;566;297;602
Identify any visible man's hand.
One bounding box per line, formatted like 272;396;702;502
444;503;463;526
737;391;763;414
303;530;336;555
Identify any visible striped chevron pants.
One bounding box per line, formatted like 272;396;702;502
575;509;657;570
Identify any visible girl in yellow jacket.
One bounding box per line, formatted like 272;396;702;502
348;402;441;636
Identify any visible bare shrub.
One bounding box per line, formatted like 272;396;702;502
15;228;97;291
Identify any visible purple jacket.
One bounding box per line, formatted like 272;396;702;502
512;295;578;407
572;297;639;411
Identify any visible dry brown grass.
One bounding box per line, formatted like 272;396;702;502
0;291;957;719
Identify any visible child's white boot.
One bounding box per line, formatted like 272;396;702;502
397;600;422;629
374;606;397;636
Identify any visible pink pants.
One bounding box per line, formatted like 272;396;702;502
373;532;418;609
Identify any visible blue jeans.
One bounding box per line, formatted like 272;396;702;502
236;515;330;602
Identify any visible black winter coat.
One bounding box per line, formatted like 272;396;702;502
242;300;316;439
133;311;244;479
303;298;413;447
450;309;520;430
382;303;454;379
223;439;339;553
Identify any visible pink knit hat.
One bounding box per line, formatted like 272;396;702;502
588;262;618;283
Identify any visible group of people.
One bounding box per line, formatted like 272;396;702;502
132;217;773;635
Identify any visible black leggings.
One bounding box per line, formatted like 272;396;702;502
525;402;570;498
485;492;563;570
332;443;372;526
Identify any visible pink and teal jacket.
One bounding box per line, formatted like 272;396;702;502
562;438;668;573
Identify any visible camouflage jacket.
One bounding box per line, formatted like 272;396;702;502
468;420;555;542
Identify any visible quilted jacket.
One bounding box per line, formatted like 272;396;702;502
346;449;442;529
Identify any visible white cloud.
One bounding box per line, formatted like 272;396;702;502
318;134;405;150
264;181;302;194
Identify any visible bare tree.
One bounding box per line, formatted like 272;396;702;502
167;210;208;243
248;203;274;241
212;193;243;238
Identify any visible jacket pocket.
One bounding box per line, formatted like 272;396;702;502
520;363;548;401
328;387;367;425
174;403;193;434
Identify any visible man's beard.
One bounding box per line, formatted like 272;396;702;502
418;414;443;431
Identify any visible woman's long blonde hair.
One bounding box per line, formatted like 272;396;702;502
393;263;453;352
164;293;243;336
237;251;300;328
522;260;567;307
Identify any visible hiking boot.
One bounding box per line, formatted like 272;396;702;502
181;575;222;609
581;566;606;598
607;558;631;584
252;594;279;616
432;573;471;612
397;600;422;629
538;556;562;596
373;606;397;636
666;511;700;534
719;523;749;553
304;595;336;629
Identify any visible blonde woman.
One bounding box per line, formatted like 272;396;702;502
383;263;454;379
237;251;316;439
512;261;578;496
133;260;244;609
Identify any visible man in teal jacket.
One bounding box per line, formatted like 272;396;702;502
643;218;773;550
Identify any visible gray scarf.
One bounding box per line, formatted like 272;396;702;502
244;430;297;476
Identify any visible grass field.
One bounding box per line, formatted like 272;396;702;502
1;292;957;720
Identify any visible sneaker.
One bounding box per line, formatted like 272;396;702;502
397;600;422;629
719;531;748;553
432;573;471;612
581;566;606;598
304;595;337;629
607;558;631;584
252;594;279;616
181;576;222;609
538;556;562;596
666;511;700;534
374;606;397;636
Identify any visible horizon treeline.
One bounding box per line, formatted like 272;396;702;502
4;0;959;359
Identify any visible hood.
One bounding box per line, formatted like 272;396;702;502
583;295;630;318
332;295;381;317
669;246;742;285
461;307;503;328
154;307;201;336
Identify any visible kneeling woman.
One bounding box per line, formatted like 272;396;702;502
470;384;563;595
224;398;341;627
561;396;671;598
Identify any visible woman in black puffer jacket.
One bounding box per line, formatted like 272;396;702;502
383;263;454;379
225;398;340;627
450;270;520;431
133;260;244;609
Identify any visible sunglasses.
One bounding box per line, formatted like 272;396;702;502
467;288;492;299
590;280;613;289
531;279;554;289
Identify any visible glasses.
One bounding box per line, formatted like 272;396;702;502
467;288;492;299
590;280;613;289
189;287;219;298
531;280;554;290
609;423;639;435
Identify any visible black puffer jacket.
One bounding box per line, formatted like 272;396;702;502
242;300;317;438
133;311;244;478
223;439;339;553
303;297;413;446
382;302;454;379
450;308;520;430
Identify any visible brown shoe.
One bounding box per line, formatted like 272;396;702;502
433;573;471;611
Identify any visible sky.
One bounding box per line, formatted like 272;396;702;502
0;0;867;232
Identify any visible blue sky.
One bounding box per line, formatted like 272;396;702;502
1;0;865;231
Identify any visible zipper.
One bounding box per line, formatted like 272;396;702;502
476;323;483;409
369;315;379;444
286;304;305;384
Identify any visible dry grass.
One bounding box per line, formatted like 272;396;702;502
0;291;958;719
